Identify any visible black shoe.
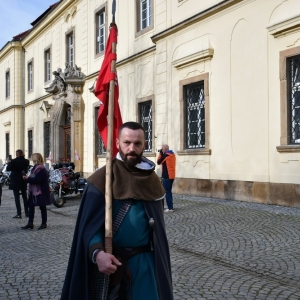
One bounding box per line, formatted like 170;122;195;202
21;223;33;229
13;214;22;219
38;224;47;230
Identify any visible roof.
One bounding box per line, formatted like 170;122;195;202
30;1;61;27
12;30;31;41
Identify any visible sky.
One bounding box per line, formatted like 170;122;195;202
0;0;57;49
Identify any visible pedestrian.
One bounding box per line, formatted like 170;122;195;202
7;150;29;218
61;122;173;300
21;153;51;230
157;144;176;212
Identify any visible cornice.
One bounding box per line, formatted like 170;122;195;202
276;145;300;153
22;0;77;47
3;121;11;127
116;46;156;68
24;94;51;107
0;95;51;114
0;41;22;60
0;104;23;114
267;14;300;38
85;46;157;81
151;0;243;43
172;49;214;69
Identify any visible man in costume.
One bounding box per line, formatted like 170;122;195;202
61;122;173;300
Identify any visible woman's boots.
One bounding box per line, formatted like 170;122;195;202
21;223;34;229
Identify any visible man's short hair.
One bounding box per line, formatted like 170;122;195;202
118;122;145;138
16;149;24;156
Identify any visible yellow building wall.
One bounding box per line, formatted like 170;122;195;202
0;0;300;191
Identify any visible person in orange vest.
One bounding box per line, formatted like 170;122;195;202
157;144;176;212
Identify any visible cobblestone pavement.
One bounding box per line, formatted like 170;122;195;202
1;187;300;299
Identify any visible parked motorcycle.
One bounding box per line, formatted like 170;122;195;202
0;163;11;187
49;162;87;208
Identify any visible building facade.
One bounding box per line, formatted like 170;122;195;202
0;0;300;206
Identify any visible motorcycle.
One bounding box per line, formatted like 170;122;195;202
49;162;87;208
0;163;11;187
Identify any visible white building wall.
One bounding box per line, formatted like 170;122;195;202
1;0;300;204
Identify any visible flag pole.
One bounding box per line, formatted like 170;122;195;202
104;2;117;255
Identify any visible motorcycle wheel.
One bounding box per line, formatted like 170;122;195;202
51;191;64;208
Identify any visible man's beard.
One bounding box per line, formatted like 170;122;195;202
119;148;143;168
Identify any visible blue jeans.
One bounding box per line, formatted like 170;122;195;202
163;179;174;210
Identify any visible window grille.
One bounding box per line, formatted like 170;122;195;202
44;122;51;159
5;71;10;98
5;133;10;158
184;81;205;149
95;107;106;155
140;0;151;30
288;55;300;144
28;130;33;158
139;101;152;152
96;11;106;53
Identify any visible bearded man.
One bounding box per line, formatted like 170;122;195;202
61;122;173;300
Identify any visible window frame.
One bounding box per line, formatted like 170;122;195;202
138;98;153;153
5;69;10;99
184;81;205;149
66;29;75;67
287;55;300;144
95;4;107;58
178;73;211;155
44;46;51;83
135;0;154;38
277;46;300;152
27;59;34;92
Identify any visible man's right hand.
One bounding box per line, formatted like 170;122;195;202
95;251;122;275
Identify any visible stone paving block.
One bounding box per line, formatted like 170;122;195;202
2;187;300;299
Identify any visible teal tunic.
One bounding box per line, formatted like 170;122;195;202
89;200;159;300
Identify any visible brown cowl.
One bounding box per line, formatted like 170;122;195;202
88;157;165;201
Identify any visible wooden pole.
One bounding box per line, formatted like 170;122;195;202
104;30;117;255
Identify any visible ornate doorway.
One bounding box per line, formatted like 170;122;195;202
46;63;85;171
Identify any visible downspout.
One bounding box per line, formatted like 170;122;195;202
21;46;25;151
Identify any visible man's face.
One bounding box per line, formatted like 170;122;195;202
116;128;145;168
162;145;168;153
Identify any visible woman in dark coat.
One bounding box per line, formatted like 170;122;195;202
21;153;51;230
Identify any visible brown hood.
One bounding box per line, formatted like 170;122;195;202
88;157;165;201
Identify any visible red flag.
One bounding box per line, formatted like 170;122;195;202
95;25;122;157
